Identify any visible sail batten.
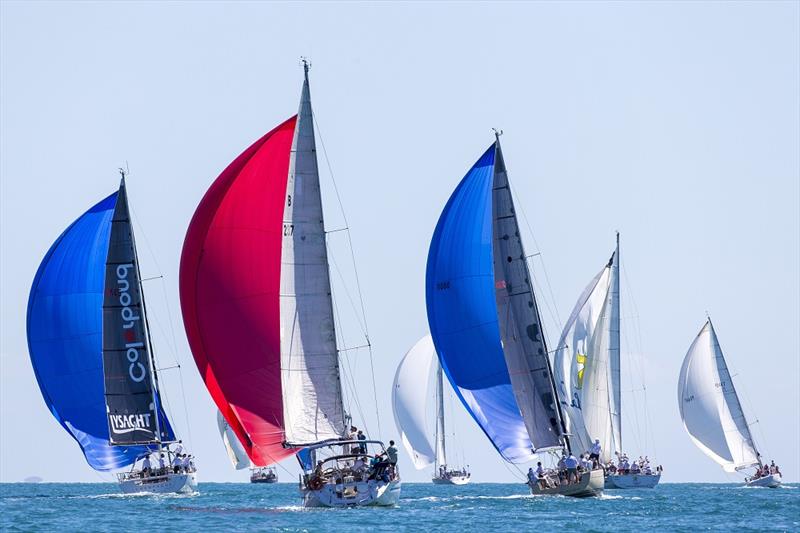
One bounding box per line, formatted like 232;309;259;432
678;320;760;472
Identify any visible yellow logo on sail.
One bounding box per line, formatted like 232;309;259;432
576;353;587;389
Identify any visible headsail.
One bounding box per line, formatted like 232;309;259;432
553;237;621;461
217;410;251;470
426;144;535;463
678;320;760;472
392;336;438;470
27;188;168;471
102;178;174;445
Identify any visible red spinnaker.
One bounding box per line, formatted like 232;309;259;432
180;116;298;466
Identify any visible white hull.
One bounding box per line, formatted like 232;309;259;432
302;479;401;507
746;473;781;488
528;469;604;498
432;475;470;485
604;473;661;489
118;472;197;494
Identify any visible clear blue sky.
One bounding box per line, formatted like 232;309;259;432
1;1;798;484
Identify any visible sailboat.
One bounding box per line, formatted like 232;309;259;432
216;410;277;482
27;174;197;494
392;335;471;485
678;319;782;488
426;133;604;497
179;62;400;507
553;234;661;489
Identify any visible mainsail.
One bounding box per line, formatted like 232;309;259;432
426;137;567;463
678;319;760;472
27;183;172;471
491;140;563;451
102;178;173;445
392;336;438;470
280;65;346;446
217;410;251;470
180;66;345;467
553;237;621;461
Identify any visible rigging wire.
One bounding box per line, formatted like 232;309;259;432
620;261;657;461
312;111;382;438
326;243;370;436
128;201;194;447
506;180;563;335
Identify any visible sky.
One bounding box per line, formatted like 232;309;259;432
1;1;798;485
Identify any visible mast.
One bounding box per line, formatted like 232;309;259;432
435;361;447;471
120;170;165;448
609;231;621;455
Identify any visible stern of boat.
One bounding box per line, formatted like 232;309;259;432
528;468;604;498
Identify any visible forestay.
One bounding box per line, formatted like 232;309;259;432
678;320;759;472
392;335;438;470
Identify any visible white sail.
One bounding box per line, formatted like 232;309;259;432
392;335;438;470
553;239;621;462
280;66;346;445
217;410;251;470
678;320;760;472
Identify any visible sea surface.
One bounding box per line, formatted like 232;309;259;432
1;482;798;532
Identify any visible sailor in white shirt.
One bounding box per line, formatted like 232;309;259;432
158;453;166;471
172;440;184;457
580;454;592;471
589;439;602;467
142;455;152;474
172;454;183;473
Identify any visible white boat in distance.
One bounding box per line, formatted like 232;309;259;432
393;335;471;485
678;318;782;488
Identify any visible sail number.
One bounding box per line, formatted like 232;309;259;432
283;224;294;236
436;281;450;290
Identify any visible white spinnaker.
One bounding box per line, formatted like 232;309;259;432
217;410;251;470
678;320;759;472
392;335;438;470
280;68;346;445
553;266;611;459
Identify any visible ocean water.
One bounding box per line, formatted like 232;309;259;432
1;482;798;532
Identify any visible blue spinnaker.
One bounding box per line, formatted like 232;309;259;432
27;192;170;471
425;145;534;463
